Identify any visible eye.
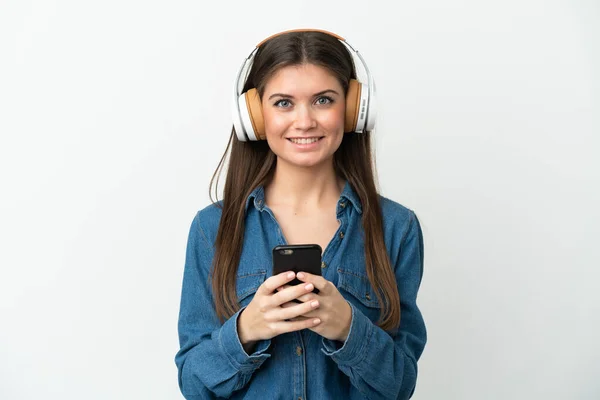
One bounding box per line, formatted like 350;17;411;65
315;96;333;105
274;99;292;108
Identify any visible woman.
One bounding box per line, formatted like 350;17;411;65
175;29;427;400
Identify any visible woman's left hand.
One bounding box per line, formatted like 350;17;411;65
280;272;352;342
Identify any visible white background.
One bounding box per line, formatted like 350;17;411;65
1;0;599;399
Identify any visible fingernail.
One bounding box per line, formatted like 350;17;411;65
287;272;294;278
313;318;321;324
311;301;319;308
297;272;305;279
305;283;313;291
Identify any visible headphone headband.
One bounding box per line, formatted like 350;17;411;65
232;29;376;141
256;28;345;47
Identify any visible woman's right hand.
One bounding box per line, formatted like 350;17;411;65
238;271;321;351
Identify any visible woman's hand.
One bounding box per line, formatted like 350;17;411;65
280;272;352;342
237;271;322;351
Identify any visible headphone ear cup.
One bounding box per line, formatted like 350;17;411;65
244;88;265;140
344;79;361;133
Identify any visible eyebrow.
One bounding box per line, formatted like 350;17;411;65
268;89;340;100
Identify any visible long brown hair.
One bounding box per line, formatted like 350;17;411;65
209;31;400;331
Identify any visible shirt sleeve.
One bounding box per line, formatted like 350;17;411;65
321;210;427;400
174;211;272;399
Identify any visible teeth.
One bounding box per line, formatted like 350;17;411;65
290;137;320;144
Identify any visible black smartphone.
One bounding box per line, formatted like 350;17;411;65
272;244;322;293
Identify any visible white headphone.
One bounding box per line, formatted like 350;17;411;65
231;29;377;142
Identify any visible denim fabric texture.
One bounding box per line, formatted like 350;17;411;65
175;181;427;399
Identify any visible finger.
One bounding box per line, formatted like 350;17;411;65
291;292;318;303
271;298;319;321
278;309;311;322
258;271;296;295
270;317;321;335
286;316;310;322
280;290;317;306
280;282;319;301
280;307;320;319
280;301;298;309
296;272;330;292
272;281;315;306
279;303;319;321
295;309;319;318
275;284;292;292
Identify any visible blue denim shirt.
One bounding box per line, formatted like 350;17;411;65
175;181;427;399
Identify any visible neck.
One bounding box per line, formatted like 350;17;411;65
265;158;345;212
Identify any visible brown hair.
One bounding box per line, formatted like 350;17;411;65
209;31;400;330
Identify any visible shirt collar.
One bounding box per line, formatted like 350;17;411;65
244;185;266;213
244;180;362;214
339;180;363;214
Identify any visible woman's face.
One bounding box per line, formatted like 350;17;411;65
261;63;345;169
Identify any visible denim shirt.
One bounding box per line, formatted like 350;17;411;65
175;181;427;400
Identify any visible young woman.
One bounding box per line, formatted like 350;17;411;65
175;29;427;400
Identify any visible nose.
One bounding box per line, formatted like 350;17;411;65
293;104;317;131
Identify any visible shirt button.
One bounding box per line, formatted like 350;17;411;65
339;231;344;239
321;261;327;269
340;201;346;208
256;199;263;207
296;346;302;356
365;293;371;301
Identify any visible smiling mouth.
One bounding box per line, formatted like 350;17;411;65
287;137;323;144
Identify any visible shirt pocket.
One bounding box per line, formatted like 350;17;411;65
236;270;267;308
336;268;381;323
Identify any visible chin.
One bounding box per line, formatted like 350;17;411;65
280;154;333;169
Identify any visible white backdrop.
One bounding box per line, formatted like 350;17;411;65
1;0;599;399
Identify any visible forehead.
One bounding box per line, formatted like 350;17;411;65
263;63;342;94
